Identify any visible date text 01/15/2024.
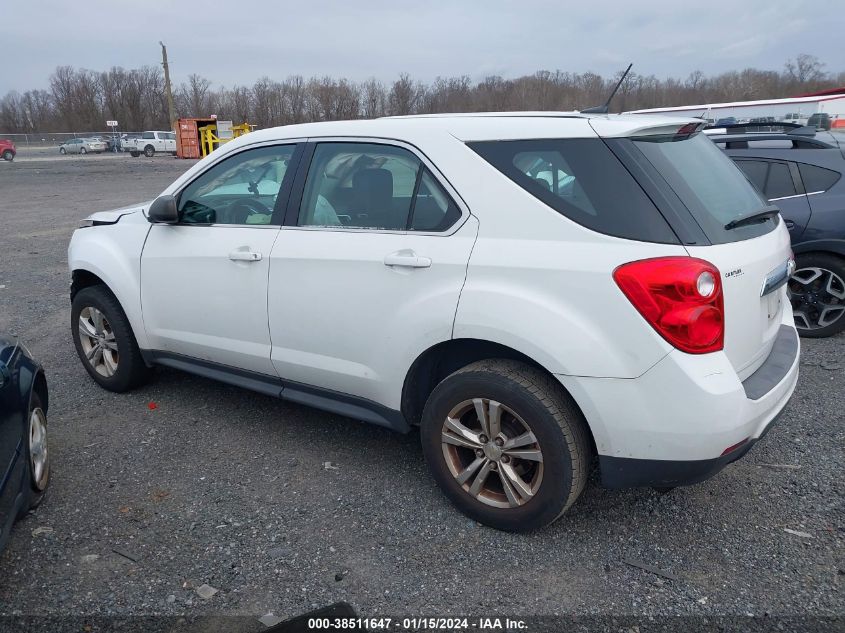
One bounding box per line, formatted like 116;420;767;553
305;617;528;630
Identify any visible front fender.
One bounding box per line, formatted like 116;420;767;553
68;215;151;349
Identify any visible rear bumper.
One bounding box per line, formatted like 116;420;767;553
598;399;786;488
558;317;800;488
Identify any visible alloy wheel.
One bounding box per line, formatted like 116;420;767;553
788;267;845;330
29;407;49;491
78;306;119;377
441;398;544;509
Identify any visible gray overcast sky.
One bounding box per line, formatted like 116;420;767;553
1;0;843;94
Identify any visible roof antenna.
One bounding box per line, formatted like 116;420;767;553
581;63;633;114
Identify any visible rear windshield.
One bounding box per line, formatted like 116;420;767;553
469;138;679;243
633;133;775;243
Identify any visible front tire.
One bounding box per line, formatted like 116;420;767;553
421;359;590;532
143;145;155;157
2;150;13;161
788;253;845;338
80;147;87;155
130;151;140;157
18;392;50;517
71;285;150;392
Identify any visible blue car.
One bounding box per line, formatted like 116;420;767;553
0;335;50;551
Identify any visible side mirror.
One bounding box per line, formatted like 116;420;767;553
147;195;179;224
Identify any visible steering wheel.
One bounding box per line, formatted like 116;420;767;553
229;198;272;223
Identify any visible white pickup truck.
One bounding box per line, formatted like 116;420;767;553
128;131;177;157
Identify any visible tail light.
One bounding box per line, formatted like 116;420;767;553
613;257;724;354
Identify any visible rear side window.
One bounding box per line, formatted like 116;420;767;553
734;159;797;199
633;133;772;244
798;163;841;193
469;138;678;243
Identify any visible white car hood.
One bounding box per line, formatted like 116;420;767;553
85;202;150;224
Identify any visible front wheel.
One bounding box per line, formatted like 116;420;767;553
2;150;13;161
421;359;590;532
71;285;151;392
130;151;140;157
79;147;87;155
143;145;155;157
788;253;845;338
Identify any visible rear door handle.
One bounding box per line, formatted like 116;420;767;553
784;219;795;229
229;250;262;262
384;251;431;268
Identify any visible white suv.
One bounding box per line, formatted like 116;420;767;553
68;113;799;531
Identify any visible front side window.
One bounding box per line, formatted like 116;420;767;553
297;142;462;232
178;144;297;225
142;132;155;139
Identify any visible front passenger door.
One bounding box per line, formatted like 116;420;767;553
141;143;302;375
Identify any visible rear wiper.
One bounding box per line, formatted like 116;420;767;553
724;206;779;230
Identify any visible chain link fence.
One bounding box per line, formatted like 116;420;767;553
1;131;137;148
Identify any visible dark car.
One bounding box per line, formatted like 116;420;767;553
0;139;15;161
715;116;737;126
708;127;845;337
0;335;50;551
807;112;832;131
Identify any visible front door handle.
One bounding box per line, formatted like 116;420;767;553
229;250;262;262
784;219;795;229
384;251;431;268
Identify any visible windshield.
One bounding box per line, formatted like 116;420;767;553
633;132;775;243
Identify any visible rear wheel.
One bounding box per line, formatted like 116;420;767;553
18;391;49;517
143;145;155;157
71;285;150;391
2;150;13;161
59;147;67;155
130;151;140;157
788;253;845;338
421;359;590;532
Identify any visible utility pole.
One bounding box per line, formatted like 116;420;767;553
160;41;176;131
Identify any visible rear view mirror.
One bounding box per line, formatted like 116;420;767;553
147;195;179;223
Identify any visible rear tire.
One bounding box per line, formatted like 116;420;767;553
18;391;50;518
59;147;67;155
2;150;13;161
71;285;151;392
143;145;155;157
421;359;590;532
130;151;140;157
789;252;845;338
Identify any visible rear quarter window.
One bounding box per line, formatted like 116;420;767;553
798;162;841;193
468;138;679;243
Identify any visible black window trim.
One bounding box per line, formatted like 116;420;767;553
168;139;306;228
280;136;470;236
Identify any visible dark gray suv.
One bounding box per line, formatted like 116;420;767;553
709;125;845;337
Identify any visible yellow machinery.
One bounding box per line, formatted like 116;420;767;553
197;122;254;157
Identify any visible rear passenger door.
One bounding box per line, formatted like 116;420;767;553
734;158;812;239
267;139;478;411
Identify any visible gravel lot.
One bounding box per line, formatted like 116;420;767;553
0;149;842;626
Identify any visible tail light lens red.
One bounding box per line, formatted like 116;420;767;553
613;257;724;354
